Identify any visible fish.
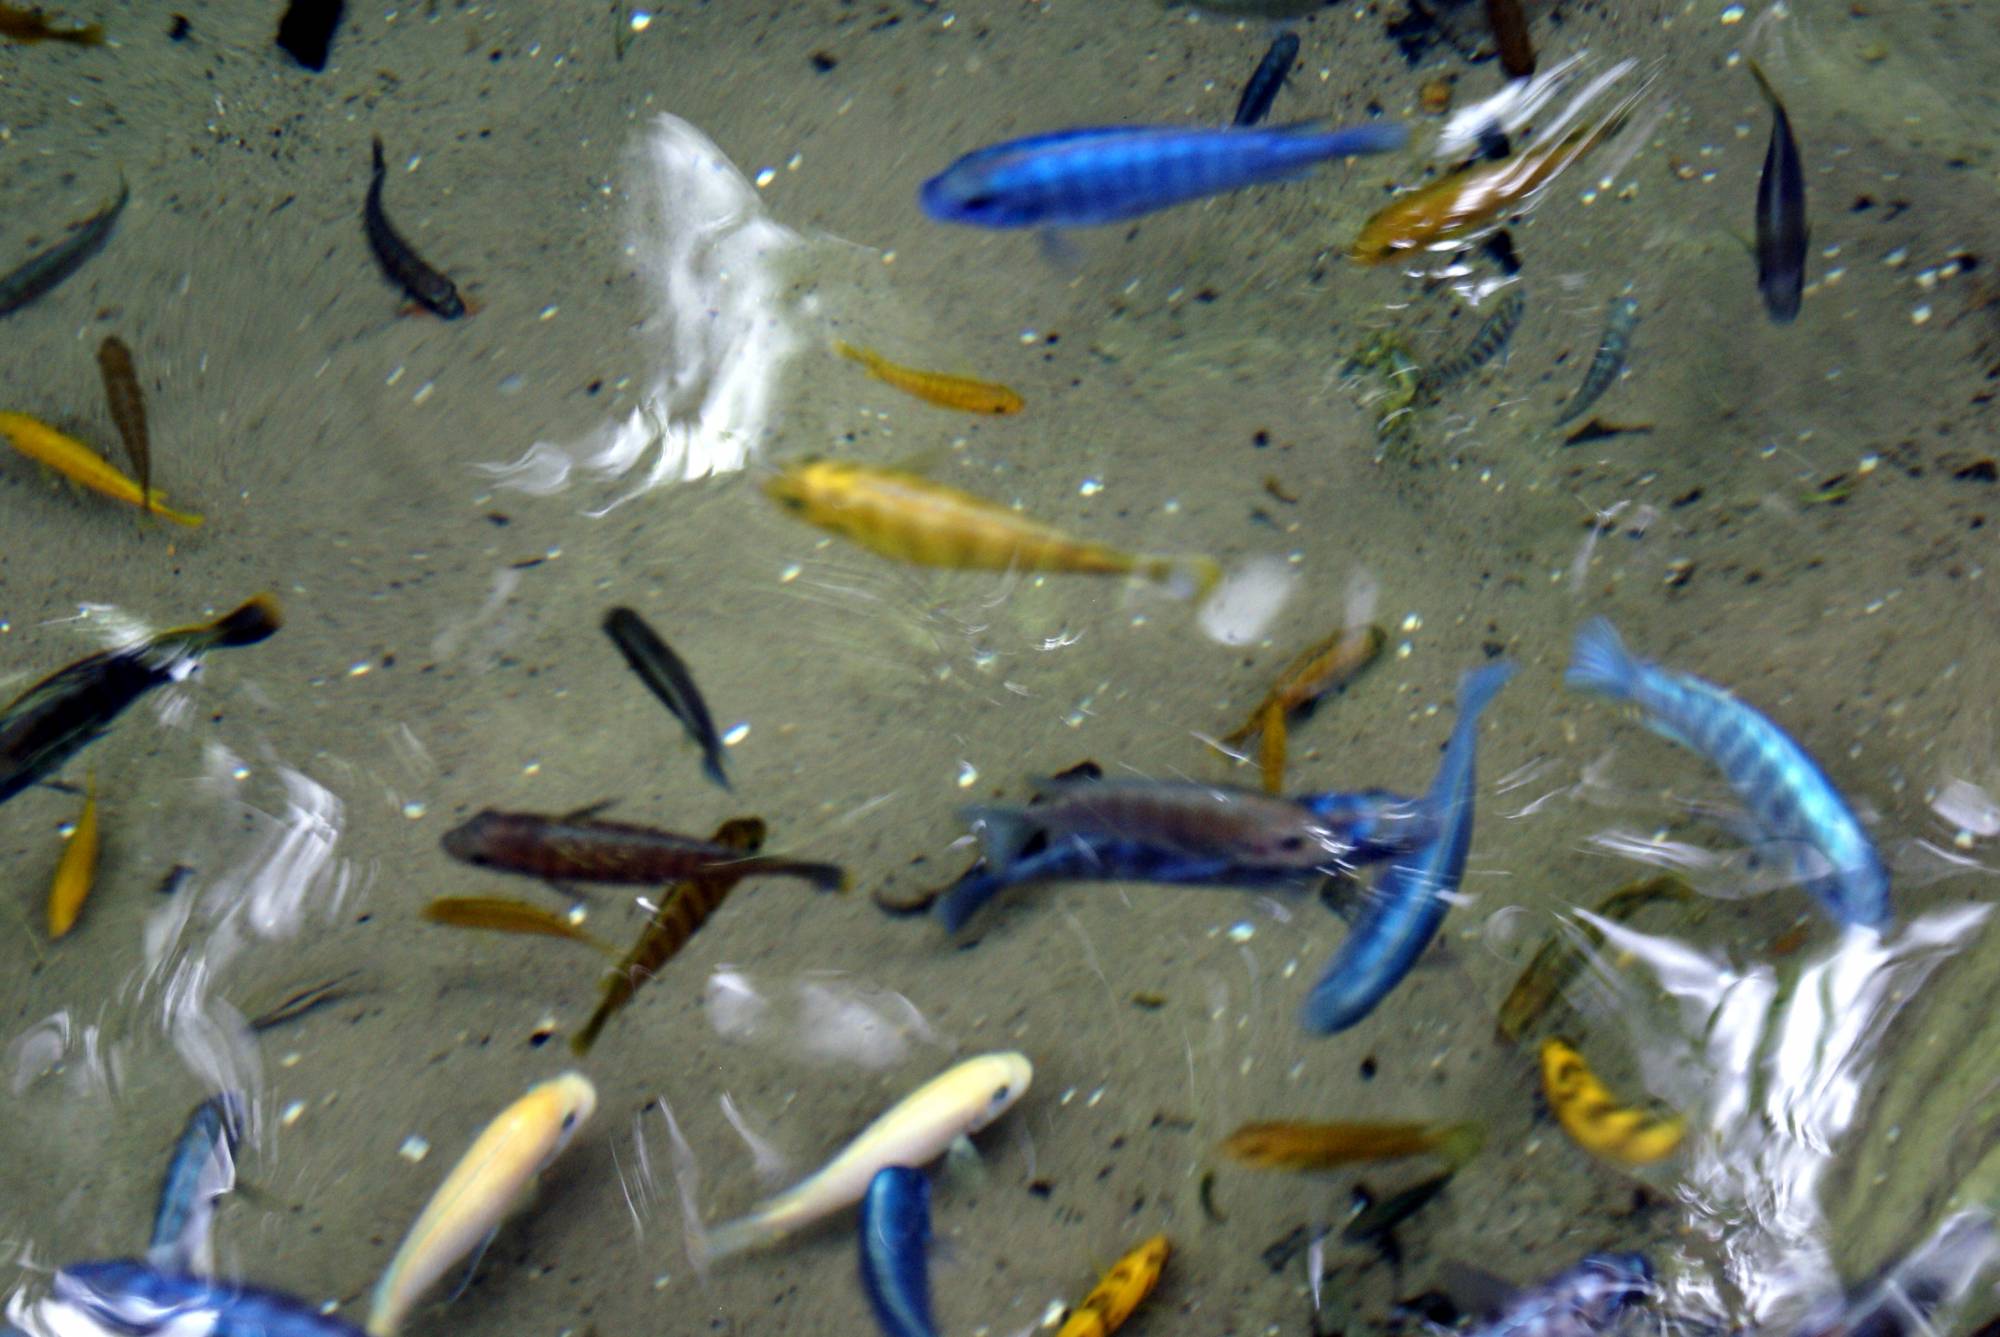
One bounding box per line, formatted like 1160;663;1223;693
441;807;845;891
0;177;124;317
858;1166;938;1337
421;897;616;953
41;1259;368;1337
920;120;1408;231
601;607;732;790
833;341;1023;415
1495;874;1692;1045
1058;1235;1170;1337
1460;1253;1653;1337
0;596;281;809
148;1092;245;1276
1162;0;1323;14
1343;1171;1453;1265
1349;86;1640;263
1301;660;1515;1033
364;136;466;320
1425;288;1526;396
0;4;103;42
970;778;1374;868
1553;296;1638;427
1564;617;1889;928
698;1051;1032;1262
95;336;151;511
1233;32;1301;129
1219;623;1387;794
0;410;202;526
938;786;1430;931
1220;1119;1484;1172
1748;61;1806;324
367;1072;597;1337
763;457;1220;600
571;817;766;1055
1484;0;1535;78
1539;1038;1684;1167
247;972;364;1032
46;771;100;938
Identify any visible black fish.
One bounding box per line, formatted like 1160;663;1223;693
1748;61;1806;324
1342;1169;1453;1266
363;137;466;320
0;178;127;319
602;607;730;790
0;597;282;809
1233;32;1300;128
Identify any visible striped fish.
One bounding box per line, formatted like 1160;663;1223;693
1564;617;1888;928
1465;1253;1653;1337
1425;288;1526;397
1301;660;1514;1033
921;121;1408;230
148;1093;246;1276
1554;296;1638;427
46;1259;368;1337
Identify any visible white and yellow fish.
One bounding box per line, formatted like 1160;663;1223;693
699;1051;1032;1263
367;1072;597;1337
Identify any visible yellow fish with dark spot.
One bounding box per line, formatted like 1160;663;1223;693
0;410;202;526
1540;1037;1684;1167
834;340;1023;415
764;457;1219;599
1058;1234;1170;1337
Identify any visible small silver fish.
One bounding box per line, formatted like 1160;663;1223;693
1555;296;1638;427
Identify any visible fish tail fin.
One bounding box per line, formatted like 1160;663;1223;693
1564;617;1636;701
1435;1120;1487;1169
793;862;848;894
936;867;1009;933
832;339;871;367
1140;553;1223;602
208;595;285;648
1454;659;1516;731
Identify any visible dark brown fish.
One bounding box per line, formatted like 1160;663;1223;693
246;971;364;1032
96;335;150;506
0;177;126;318
364;136;466;320
1494;872;1693;1044
603;607;730;790
441;807;845;890
1748;60;1806;324
571;817;765;1055
0;4;102;44
0;596;281;809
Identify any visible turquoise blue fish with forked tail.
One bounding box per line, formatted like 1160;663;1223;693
1564;617;1888;928
1302;660;1515;1034
920;120;1408;230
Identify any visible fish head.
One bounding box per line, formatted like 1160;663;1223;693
958;1051;1034;1133
533;1072;599;1162
918;166;1022;229
439;811;502;865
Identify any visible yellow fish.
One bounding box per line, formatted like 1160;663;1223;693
367;1072;597;1337
0;410;202;526
420;897;616;954
699;1051;1032;1263
763;457;1219;599
47;771;98;939
834;340;1023;415
1540;1038;1684;1167
1058;1234;1171;1337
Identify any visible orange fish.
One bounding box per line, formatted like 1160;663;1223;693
1220;623;1386;793
1349;86;1642;264
834;340;1023;414
1219;1119;1484;1171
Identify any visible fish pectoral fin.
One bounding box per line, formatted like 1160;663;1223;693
942;1132;987;1189
559;799;617;822
446;1227;503;1305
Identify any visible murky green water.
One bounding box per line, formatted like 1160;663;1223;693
2;3;1999;1337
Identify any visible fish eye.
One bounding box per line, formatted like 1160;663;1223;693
561;1111;579;1131
1278;835;1306;851
990;1083;1012;1105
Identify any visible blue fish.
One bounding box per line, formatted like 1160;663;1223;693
1301;660;1514;1034
1469;1252;1653;1337
46;1259;366;1337
936;787;1430;932
1233;32;1301;128
858;1167;936;1337
1564;617;1888;928
148;1092;245;1276
919;120;1408;230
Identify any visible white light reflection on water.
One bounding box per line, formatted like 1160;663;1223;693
477;114;802;512
1579;905;1993;1325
